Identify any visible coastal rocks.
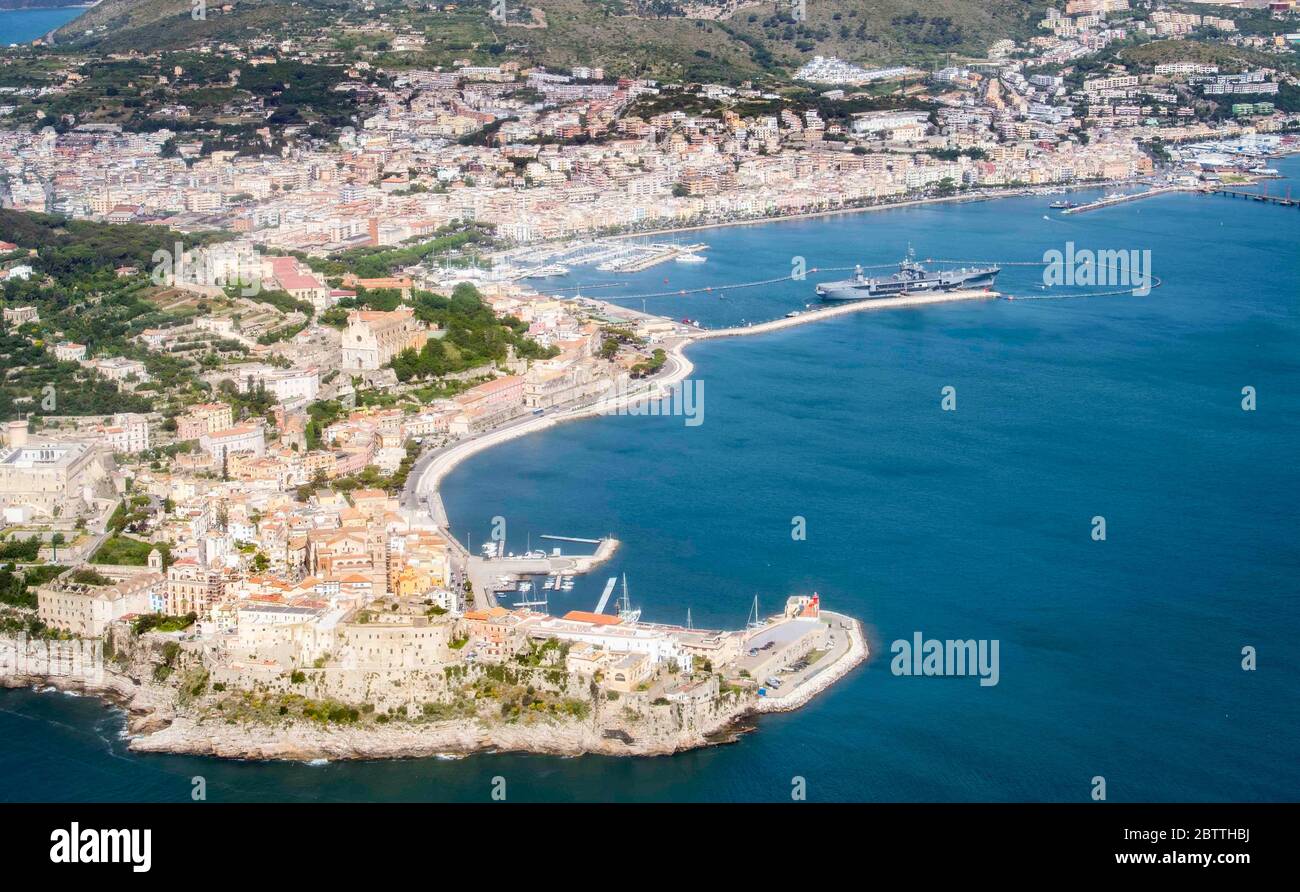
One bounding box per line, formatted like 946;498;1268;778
126;711;718;760
127;709;173;736
1;623;867;762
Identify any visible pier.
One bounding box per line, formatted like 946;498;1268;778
1207;183;1299;207
694;288;1000;340
466;537;621;609
495;239;710;279
600;243;709;272
1061;185;1188;214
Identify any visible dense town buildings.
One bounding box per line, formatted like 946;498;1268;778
0;5;1294;756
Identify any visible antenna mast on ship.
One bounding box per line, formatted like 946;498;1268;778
616;573;640;625
514;582;548;614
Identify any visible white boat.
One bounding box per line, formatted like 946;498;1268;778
675;252;707;263
615;574;640;624
521;264;571;279
518;581;532;593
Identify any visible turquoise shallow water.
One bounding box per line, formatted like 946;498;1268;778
3;162;1298;801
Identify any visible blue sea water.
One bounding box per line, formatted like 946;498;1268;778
0;7;85;45
3;161;1298;801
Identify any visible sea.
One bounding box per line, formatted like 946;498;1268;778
3;157;1297;802
0;7;84;45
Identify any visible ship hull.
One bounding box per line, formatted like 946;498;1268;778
815;268;999;301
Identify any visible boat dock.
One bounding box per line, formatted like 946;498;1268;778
600;243;709;272
1207;183;1300;208
491;239;710;278
1061;185;1187;214
465;537;620;609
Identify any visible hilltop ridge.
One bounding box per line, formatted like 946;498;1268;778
52;0;1051;82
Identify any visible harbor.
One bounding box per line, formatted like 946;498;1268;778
468;535;622;610
7;150;1297;800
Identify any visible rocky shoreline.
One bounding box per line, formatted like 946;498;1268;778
1;618;868;762
1;668;758;761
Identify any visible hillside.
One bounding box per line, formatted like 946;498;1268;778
51;0;348;51
53;0;1053;82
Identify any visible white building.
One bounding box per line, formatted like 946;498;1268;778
37;570;163;637
530;612;686;668
206;364;320;406
89;356;150;386
96;413;151;454
0;441;115;520
199;424;266;464
53;342;87;362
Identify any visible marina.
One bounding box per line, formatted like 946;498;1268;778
491;239;711;280
467;536;621;609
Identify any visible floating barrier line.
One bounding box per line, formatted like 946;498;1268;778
539;259;1161;303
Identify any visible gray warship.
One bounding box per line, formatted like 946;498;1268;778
815;250;999;300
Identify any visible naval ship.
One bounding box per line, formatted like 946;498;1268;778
815;250;1000;301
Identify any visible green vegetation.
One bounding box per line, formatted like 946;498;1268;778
0;211;229;421
180;667;210;700
304;399;346;451
388;283;558;382
0;535;41;562
0;209;229;288
327;226;490;279
70;567;114;587
150;638;182;681
41;0;1052;87
91;535;169;567
0;607;61;638
324;440;422;496
630;348;667;379
0;564;66;609
134;612;197;634
0;330;153;422
1119;39;1297;75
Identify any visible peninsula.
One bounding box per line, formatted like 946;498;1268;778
2;0;1296;764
